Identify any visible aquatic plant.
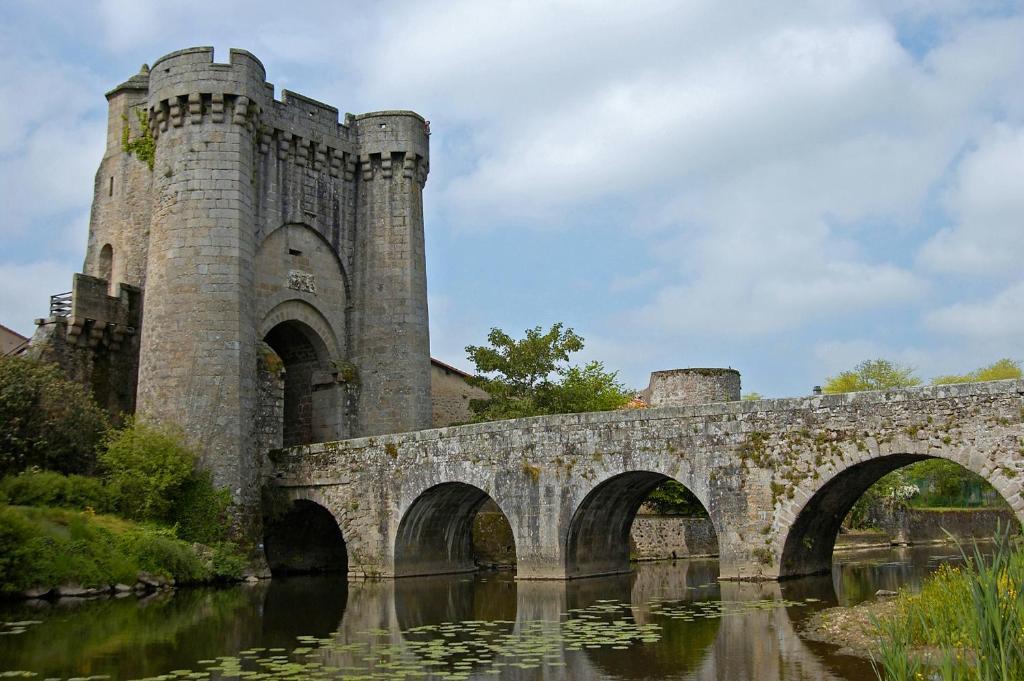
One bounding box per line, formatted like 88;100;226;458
872;527;1024;681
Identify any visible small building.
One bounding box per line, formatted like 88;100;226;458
430;358;490;427
0;324;29;356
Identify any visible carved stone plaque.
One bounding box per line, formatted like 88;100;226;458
288;269;316;294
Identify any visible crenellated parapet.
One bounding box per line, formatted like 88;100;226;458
353;111;430;187
141;48;430;187
64;274;140;351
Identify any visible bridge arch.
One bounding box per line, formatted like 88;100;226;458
395;482;518;577
264;497;348;575
566;470;718;579
777;447;1023;578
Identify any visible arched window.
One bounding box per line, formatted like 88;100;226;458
98;244;113;282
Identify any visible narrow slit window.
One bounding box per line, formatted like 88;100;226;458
109;177;114;196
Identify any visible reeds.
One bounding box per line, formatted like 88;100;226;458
872;526;1024;681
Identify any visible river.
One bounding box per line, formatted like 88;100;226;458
0;544;970;680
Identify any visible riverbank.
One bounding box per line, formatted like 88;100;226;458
803;535;1024;671
0;504;247;600
801;597;894;658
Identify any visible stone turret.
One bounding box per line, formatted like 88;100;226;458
350;111;432;435
642;368;741;407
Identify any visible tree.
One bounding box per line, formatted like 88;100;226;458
822;359;920;394
742;392;764;401
465;324;630;422
932;358;1022;385
644;481;709;517
0;356;109;476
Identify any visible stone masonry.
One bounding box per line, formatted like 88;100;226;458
29;47;433;533
271;379;1024;581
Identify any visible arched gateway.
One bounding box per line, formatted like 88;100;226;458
271;379;1024;581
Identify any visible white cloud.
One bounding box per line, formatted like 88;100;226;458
925;281;1024;340
344;2;1021;346
0;120;104;231
810;338;941;379
918;124;1024;275
427;293;489;373
633;256;925;339
0;38;105;248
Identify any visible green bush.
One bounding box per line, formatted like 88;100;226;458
99;420;235;543
120;526;208;584
171;469;233;544
0;506;36;592
100;420;196;522
0;356;109;476
0;470;112;512
207;542;248;580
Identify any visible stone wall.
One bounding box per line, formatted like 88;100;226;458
471;511;720;565
881;507;1020;544
630;516;719;560
26;274;141;420
471;510;517;566
84;66;152;292
430;359;489;427
0;325;28;355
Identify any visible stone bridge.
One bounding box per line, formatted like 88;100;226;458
268;379;1024;581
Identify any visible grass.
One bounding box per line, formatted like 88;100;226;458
0;504;245;595
872;529;1024;680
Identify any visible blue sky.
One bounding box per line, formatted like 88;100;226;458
1;0;1022;397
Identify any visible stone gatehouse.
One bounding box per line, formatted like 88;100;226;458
28;47;432;531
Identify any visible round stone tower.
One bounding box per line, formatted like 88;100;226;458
642;368;741;407
135;48;268;522
350;111;432;436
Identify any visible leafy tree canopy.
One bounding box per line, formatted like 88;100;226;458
644;481;709;517
0;356;109;476
465;324;630;422
822;359;921;394
932;358;1022;385
742;392;764;401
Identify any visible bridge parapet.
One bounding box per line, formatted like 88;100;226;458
270;379;1024;580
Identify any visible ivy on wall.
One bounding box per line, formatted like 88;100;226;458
121;109;155;170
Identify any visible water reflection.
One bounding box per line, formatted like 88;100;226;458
395;572;518;628
261;574;347;647
0;587;261;679
0;545;974;681
572;563;720;679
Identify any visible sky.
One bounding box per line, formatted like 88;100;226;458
1;0;1022;397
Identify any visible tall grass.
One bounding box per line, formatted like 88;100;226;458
0;505;245;594
872;527;1024;681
